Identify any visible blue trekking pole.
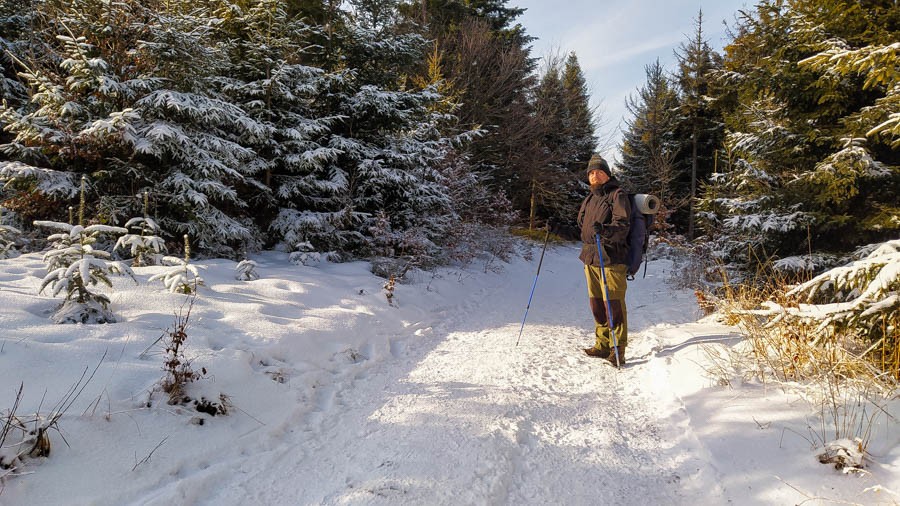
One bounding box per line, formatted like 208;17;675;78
516;226;551;347
594;231;620;368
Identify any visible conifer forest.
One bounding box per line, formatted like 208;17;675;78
0;2;898;364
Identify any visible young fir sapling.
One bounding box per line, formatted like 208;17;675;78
115;192;166;266
0;206;21;259
150;234;204;294
34;177;135;323
235;259;259;281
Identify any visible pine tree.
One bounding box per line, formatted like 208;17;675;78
34;220;133;323
561;52;597;173
398;0;527;46
212;0;341;251
559;52;597;220
0;0;272;254
699;0;899;267
264;0;466;264
709;0;900;268
0;0;30;147
673;10;725;239
398;3;539;225
527;58;568;228
619;60;681;210
796;30;900;240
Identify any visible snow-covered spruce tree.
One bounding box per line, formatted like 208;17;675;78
695;124;814;274
0;0;151;225
672;10;726;239
780;239;899;341
701;0;899;270
397;4;540;225
0;0;268;255
528;56;580;228
749;240;899;377
795;37;900;247
114;193;166;266
211;0;342;253
0;0;30;138
271;4;466;265
618;59;682;227
234;259;259;281
34;220;133;324
113;1;269;255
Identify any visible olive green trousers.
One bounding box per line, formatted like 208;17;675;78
584;264;628;351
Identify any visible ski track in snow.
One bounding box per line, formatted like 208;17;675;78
125;248;727;505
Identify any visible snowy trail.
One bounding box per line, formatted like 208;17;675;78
4;245;898;506
142;247;728;505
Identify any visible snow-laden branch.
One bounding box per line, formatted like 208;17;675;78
746;240;899;336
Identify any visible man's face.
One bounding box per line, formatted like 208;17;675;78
588;169;609;186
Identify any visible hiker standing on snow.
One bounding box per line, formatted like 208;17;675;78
577;154;631;365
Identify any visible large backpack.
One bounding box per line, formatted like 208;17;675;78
625;193;659;279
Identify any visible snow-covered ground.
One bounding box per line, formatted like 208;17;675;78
1;243;898;505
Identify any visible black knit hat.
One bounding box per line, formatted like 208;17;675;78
586;154;611;177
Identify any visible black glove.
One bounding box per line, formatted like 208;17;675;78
592;222;603;235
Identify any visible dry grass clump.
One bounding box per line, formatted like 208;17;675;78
715;277;894;386
702;260;897;466
2;359;103;486
1;384;51;479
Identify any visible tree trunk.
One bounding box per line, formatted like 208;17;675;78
688;127;697;240
529;178;536;230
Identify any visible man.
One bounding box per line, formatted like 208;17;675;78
577;154;631;366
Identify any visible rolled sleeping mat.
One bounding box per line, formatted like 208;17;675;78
634;194;660;215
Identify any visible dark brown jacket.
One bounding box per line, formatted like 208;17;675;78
577;178;631;266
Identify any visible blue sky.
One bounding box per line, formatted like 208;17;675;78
514;0;750;164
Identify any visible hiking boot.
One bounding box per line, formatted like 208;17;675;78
606;347;626;367
583;347;608;358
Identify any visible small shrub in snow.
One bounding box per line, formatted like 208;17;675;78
0;208;21;259
383;274;396;306
34;221;134;324
149;298;204;403
115;193;166;266
115;217;166;267
289;241;340;266
727;240;899;377
146;299;228;417
235;259;259;281
715;246;896;463
149;235;204;294
2;368;99;478
150;257;205;294
193;395;231;417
